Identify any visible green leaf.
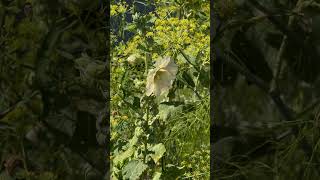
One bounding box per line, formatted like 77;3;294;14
46;107;76;137
36;172;58;180
158;104;183;121
162;164;184;179
122;160;148;180
0;172;14;180
124;24;137;32
113;147;135;165
113;127;144;165
213;137;235;160
152;172;162;180
149;143;166;164
182;71;195;87
5;6;20;13
56;49;74;60
148;16;157;23
199;67;209;86
129;127;143;147
137;43;149;52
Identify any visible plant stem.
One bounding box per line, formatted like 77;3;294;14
179;49;201;72
144;53;150;76
144;105;149;164
270;0;304;93
20;135;30;180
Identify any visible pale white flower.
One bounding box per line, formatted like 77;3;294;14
146;56;178;96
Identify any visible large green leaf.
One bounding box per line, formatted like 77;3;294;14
152;172;161;180
122;160;148;180
113;127;144;165
129;127;143;147
148;143;166;164
158;104;183;121
113;147;135;166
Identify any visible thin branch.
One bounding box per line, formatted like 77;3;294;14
212;12;303;43
179;49;201;72
247;0;306;46
20;136;30;180
270;0;305;93
0;91;40;119
295;98;320;120
213;15;268;43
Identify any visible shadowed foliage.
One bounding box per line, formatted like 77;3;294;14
213;0;320;179
0;0;109;179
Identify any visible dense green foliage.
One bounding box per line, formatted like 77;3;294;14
110;0;210;179
213;0;320;179
0;0;108;179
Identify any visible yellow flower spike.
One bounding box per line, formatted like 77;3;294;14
146;57;178;97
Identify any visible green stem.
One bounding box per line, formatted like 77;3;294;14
142;97;152;179
179;49;201;72
20;135;30;180
178;76;202;100
144;105;149;164
144;53;149;76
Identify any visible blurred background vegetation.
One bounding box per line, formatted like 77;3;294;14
0;0;108;179
213;0;320;179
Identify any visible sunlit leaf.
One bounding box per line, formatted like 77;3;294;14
149;143;166;164
122;160;148;180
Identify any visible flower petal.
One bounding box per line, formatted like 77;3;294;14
155;56;171;68
145;56;178;96
146;69;157;96
154;70;173;95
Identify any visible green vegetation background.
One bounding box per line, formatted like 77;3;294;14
213;0;320;179
0;0;108;179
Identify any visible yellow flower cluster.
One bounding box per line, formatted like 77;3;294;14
151;14;209;64
123;35;144;56
113;0;209;67
153;17;194;50
156;4;179;18
111;2;127;16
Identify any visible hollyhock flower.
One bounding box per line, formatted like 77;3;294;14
146;56;178;96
